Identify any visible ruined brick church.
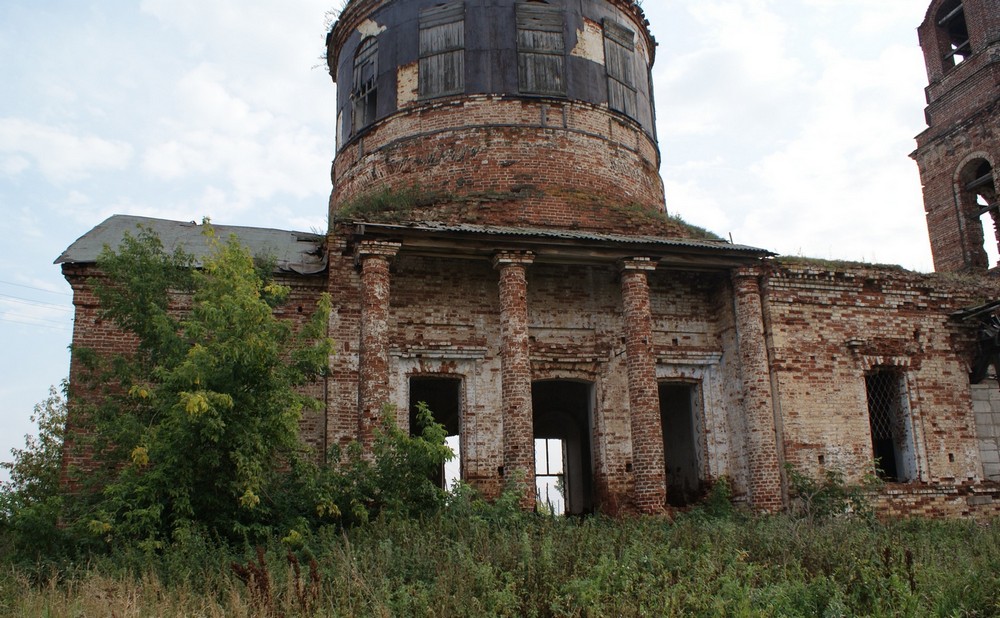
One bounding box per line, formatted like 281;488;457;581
58;0;1000;516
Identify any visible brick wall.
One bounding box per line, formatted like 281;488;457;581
326;235;759;513
763;260;1000;515
330;96;674;237
913;100;1000;272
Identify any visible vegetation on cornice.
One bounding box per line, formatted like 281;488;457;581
664;213;725;242
775;255;913;274
333;184;448;224
335;184;728;242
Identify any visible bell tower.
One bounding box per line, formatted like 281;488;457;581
912;0;1000;272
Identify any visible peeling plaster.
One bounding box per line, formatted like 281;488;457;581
397;62;419;107
570;18;605;63
356;19;387;39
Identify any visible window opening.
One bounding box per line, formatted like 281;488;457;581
604;19;637;118
532;380;594;515
409;377;462;490
516;2;566;96
865;369;916;482
352;37;378;133
962;159;998;268
419;3;465;99
937;0;971;68
659;382;704;507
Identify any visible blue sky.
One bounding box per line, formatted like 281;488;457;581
0;0;933;479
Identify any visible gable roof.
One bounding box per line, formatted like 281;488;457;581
55;215;326;275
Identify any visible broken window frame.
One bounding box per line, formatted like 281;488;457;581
603;19;638;119
352;36;379;134
937;0;971;69
865;368;917;483
516;2;567;97
419;2;466;99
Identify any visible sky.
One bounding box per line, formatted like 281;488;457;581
0;0;935;479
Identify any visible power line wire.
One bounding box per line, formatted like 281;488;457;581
0;315;71;331
0;279;71;297
0;294;72;312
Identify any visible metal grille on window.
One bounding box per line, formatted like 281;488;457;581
352;37;378;133
516;2;565;96
866;370;910;481
419;2;465;99
604;19;637;118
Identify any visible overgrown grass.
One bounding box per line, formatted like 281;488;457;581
3;510;1000;617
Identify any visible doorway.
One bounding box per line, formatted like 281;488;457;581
409;376;462;490
659;382;704;507
532;380;595;515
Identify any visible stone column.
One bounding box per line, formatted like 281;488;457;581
732;266;783;512
494;251;535;509
620;257;666;514
357;241;401;453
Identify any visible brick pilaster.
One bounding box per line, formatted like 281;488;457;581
357;241;401;453
620;257;666;514
732;266;783;512
494;251;536;509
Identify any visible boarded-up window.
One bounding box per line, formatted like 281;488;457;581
604;19;636;118
420;3;465;98
352;37;378;133
517;2;565;96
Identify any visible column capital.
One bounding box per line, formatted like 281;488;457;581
619;257;657;273
356;240;401;261
493;250;535;270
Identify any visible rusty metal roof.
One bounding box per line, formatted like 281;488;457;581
55;215;326;275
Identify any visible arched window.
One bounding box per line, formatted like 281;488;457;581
937;0;971;70
352;37;378;133
960;158;998;268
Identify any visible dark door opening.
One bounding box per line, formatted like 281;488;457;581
409;376;462;490
659;382;703;507
532;380;594;515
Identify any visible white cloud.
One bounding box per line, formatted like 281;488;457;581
141;63;330;212
0;155;29;177
0;118;133;183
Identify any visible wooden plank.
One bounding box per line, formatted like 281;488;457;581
517;3;564;33
420;2;464;29
603;19;634;50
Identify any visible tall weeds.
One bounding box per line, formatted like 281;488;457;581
4;510;1000;617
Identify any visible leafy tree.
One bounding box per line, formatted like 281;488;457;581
1;383;67;518
72;223;333;546
1;384;72;562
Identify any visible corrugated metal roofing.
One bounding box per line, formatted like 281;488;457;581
55;215;326;275
352;220;772;255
